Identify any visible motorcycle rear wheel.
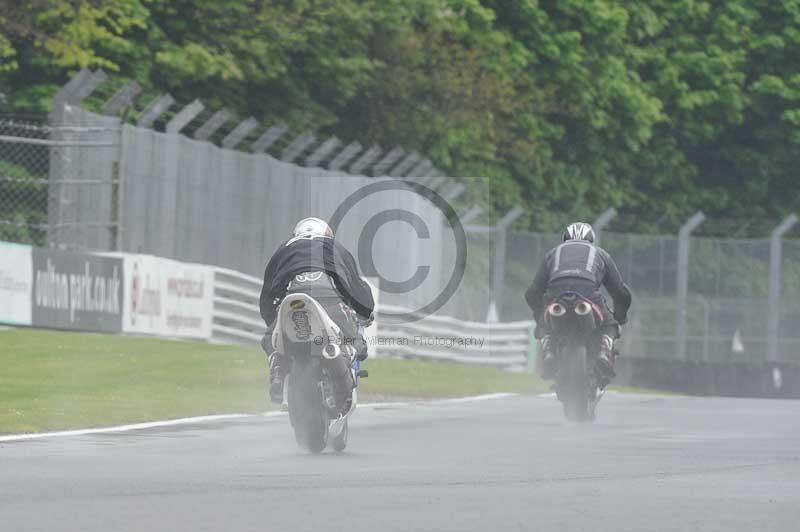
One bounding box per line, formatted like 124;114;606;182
329;419;348;452
558;340;592;423
288;359;330;453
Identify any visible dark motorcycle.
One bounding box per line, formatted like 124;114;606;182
544;291;612;422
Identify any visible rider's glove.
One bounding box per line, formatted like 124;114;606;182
364;312;375;327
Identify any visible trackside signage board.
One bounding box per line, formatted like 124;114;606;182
122;254;213;339
2;243;214;340
0;242;33;325
31;248;123;333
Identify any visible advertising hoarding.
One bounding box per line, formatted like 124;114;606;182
31;248;123;333
0;242;33;326
123;254;213;339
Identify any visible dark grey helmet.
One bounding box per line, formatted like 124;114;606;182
562;222;595;243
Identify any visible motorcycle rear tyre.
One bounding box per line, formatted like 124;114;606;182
288;360;329;453
558;340;592;423
329;418;348;452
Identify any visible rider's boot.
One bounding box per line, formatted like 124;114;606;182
596;334;616;381
354;335;368;362
268;352;289;404
537;335;557;380
324;352;355;415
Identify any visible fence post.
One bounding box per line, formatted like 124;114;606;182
372;147;404;176
47;69;95;248
593;208;617;246
460;205;483;225
137;93;174;128
699;296;710;362
222;117;258;149
194;109;231;141
767;215;798;363
328;141;363;171
67;69;108;106
676;211;705;360
280;132;316;163
486;206;524;322
103;81;141;117
348;145;382;175
408;159;434;178
115;119;129;252
251;123;288;154
166;99;204;134
305;136;341;167
389;151;420;177
442;182;466;203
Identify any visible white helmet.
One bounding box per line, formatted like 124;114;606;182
292;217;334;239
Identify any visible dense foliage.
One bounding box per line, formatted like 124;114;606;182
1;0;799;234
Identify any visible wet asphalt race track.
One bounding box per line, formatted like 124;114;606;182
1;393;798;532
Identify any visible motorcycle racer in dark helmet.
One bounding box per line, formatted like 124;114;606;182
524;222;632;380
259;217;375;404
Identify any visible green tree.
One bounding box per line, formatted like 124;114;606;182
1;0;799;234
0;0;149;110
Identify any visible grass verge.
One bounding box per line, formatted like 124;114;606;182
0;327;547;434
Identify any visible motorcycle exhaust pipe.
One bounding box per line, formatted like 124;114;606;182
323;344;341;359
575;301;593;316
322;343;357;359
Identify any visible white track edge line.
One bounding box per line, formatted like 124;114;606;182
362;392;517;409
0;413;281;443
0;392;518;443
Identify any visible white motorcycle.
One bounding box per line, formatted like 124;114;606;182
272;290;367;453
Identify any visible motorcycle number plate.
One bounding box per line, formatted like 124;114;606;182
291;310;312;340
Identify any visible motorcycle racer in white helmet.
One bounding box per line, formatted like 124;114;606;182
259;217;374;404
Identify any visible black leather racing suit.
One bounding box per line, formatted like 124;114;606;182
260;236;374;328
260;235;375;406
524;240;632;340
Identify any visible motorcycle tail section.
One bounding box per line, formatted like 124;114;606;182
272;292;341;356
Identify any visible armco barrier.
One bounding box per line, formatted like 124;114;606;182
171;261;800;392
376;304;532;368
211;266;265;344
209;267;533;369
